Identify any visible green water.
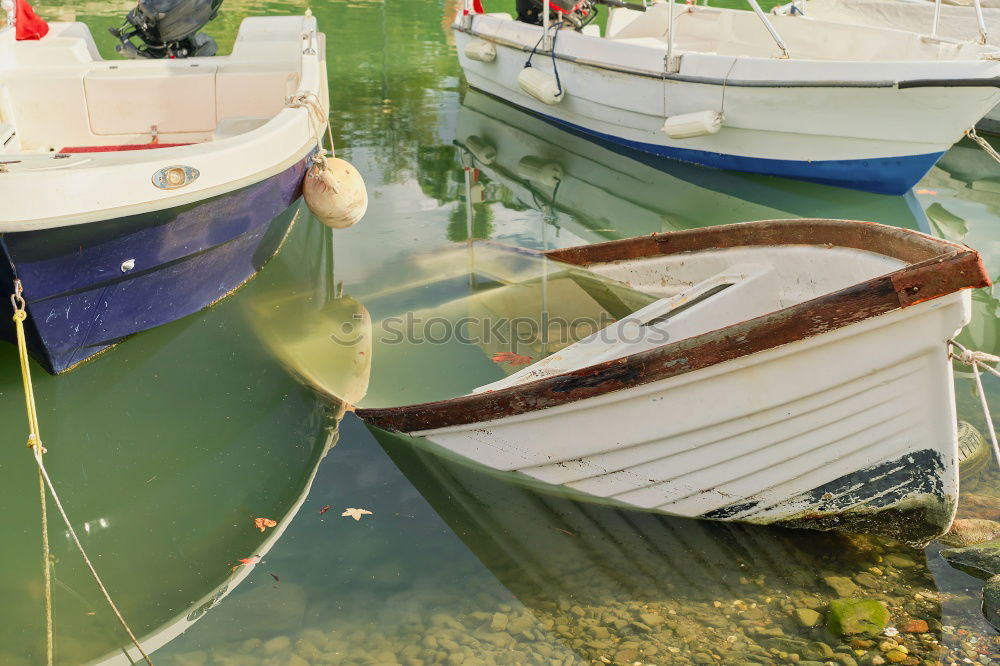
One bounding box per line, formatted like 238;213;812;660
5;1;1000;665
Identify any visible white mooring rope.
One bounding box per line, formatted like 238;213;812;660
950;340;1000;472
966;127;1000;166
285;91;335;160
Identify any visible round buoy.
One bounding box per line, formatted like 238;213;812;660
303;156;368;229
958;420;991;480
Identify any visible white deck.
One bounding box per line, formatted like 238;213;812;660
0;16;328;230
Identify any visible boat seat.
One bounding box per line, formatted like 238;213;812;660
608;3;670;39
473;263;779;393
213;117;270;140
84;62;218;135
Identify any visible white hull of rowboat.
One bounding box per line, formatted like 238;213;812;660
359;221;991;542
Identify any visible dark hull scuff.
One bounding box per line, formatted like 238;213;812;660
703;448;955;544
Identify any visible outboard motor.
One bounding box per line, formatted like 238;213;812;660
110;0;223;59
516;0;597;29
515;0;645;30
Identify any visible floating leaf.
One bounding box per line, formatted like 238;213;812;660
319;505;331;515
342;507;373;521
555;528;576;537
491;351;532;366
270;573;280;582
254;517;277;532
231;555;260;572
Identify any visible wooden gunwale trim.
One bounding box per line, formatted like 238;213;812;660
543;219;961;266
357;220;990;434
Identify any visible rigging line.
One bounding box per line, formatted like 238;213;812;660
10;285;154;665
32;449;155;665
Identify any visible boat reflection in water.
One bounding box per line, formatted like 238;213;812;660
455;90;929;244
243;218;372;413
0;213;354;666
915;140;1000;366
91;412;342;666
371;425;942;664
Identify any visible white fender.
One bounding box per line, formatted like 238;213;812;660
464;134;497;165
662;110;723;139
465;39;497;62
518;67;563;105
517;155;564;188
303;156;368;229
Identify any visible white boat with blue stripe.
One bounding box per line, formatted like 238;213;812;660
455;0;1000;194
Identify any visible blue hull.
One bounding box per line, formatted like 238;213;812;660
0;158;309;374
500;94;943;195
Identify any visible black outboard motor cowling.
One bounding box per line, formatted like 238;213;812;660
110;0;223;59
516;0;596;28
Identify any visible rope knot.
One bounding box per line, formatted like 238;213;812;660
957;349;1000;366
12;309;26;323
26;434;46;453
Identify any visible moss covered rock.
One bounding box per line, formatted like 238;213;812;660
826;598;889;637
940;539;1000;579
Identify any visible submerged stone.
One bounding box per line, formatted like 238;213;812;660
960;493;1000;518
983;574;1000;630
763;637;808;653
939;518;1000;548
826;599;890;637
884;554;917;569
795;608;823;628
824;576;861;597
940;538;1000;578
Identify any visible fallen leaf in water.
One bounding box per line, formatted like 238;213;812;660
319;505;331;515
915;188;938;195
491;351;532;366
270;573;280;582
254;517;277;532
342;508;373;521
231;555;260;571
556;528;576;537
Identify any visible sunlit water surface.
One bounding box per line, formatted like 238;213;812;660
5;1;1000;665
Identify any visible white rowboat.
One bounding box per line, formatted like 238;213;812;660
358;220;991;543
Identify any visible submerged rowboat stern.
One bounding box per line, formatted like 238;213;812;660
704;290;973;545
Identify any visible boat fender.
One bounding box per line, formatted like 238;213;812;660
303;156;368;229
518;67;564;105
662;110;723;139
464;135;497;165
517;155;564;189
465;39;496;62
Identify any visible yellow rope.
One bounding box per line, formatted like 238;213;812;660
12;292;53;666
11;282;154;666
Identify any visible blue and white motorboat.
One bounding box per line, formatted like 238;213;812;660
0;5;331;373
455;0;1000;194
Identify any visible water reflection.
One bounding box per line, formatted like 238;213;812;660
245;220;372;410
372;426;949;665
455;89;930;242
0;209;336;665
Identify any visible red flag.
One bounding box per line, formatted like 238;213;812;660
15;0;49;41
